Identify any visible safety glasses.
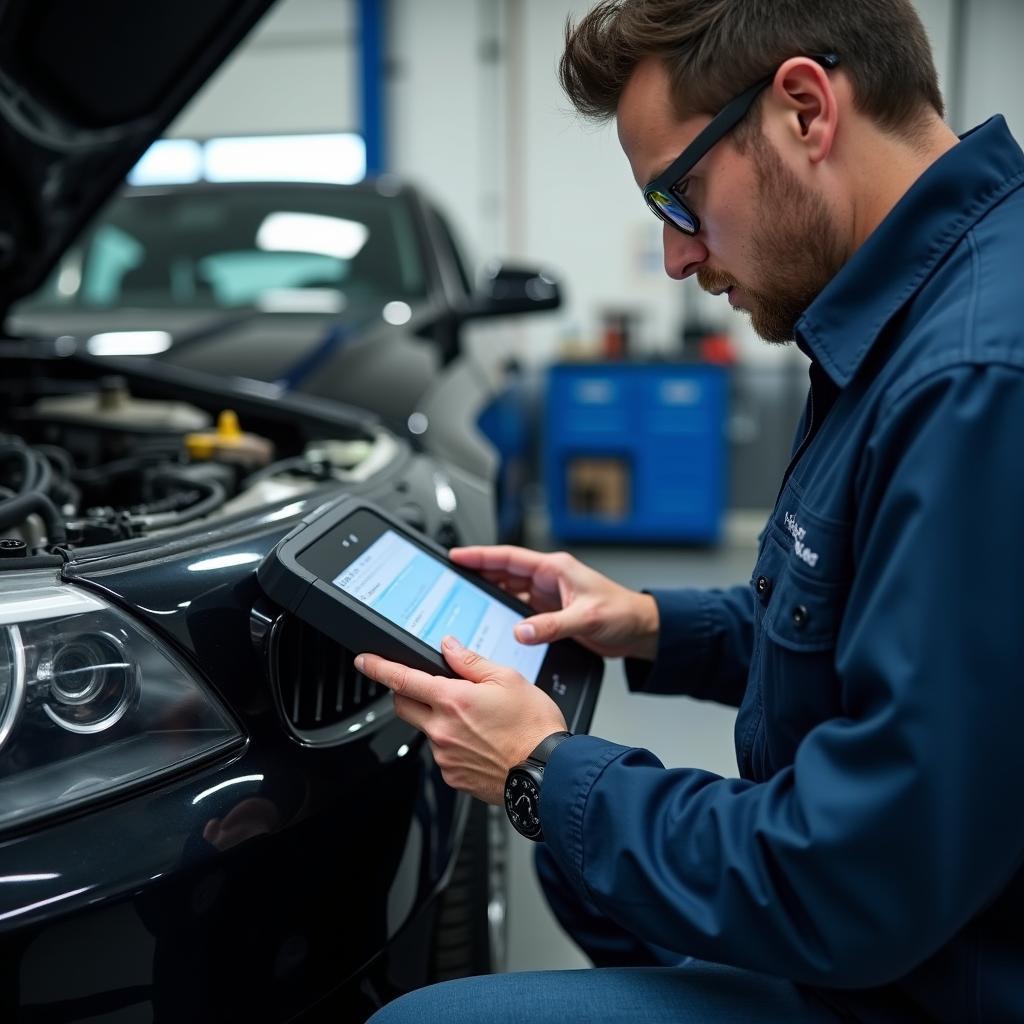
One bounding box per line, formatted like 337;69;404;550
643;53;840;236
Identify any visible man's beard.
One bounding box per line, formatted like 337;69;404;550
697;137;845;343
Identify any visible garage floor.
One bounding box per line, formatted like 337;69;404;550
504;513;763;973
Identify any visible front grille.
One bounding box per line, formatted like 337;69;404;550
274;618;387;736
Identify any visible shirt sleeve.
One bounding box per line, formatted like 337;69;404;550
541;364;1024;988
622;585;753;708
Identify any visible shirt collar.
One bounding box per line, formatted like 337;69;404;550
795;115;1024;387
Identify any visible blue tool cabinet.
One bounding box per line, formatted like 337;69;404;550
544;362;727;543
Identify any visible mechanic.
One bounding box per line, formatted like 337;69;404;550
361;1;1024;1020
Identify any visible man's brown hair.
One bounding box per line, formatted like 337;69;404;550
559;0;944;142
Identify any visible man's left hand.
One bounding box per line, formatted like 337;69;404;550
355;635;568;805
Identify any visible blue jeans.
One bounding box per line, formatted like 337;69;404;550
367;846;843;1024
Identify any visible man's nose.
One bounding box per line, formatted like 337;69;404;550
664;222;708;280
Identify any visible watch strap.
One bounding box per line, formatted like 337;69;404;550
526;730;573;767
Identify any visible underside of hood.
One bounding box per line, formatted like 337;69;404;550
0;0;276;322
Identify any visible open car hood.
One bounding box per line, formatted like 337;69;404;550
0;0;277;322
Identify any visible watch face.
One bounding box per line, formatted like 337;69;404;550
505;768;543;840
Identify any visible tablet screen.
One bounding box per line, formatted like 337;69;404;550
332;528;548;683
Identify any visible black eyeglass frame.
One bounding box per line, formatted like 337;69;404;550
642;52;840;236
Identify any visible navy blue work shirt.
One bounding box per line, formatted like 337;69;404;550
541;116;1024;1023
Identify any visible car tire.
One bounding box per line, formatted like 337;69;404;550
428;799;507;980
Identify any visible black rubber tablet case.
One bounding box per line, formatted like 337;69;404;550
257;496;602;734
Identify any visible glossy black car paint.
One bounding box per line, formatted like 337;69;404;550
0;349;494;1021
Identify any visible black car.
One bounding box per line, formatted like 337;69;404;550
0;2;504;1020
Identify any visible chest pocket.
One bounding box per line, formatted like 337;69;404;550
739;496;852;778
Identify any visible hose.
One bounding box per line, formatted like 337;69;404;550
132;472;227;529
244;456;329;487
0;491;67;547
0;440;72;549
0;443;34;492
73;453;172;487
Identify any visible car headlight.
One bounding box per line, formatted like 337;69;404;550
0;573;243;832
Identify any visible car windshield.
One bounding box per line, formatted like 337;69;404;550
18;185;429;314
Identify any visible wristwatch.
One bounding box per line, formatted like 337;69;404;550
504;731;573;842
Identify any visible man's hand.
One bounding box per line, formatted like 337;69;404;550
450;545;660;660
355;636;568;805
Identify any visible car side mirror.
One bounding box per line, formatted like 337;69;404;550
466;262;563;319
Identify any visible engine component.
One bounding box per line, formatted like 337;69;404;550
305;432;400;482
217;430;400;520
0;489;66;547
185;409;274;469
0;394;400;547
0;437;71;549
71;465;231;541
304;438;374;470
129;467;228;529
31;377;211;433
22;378;210;470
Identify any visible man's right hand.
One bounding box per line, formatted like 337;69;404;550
449;545;659;661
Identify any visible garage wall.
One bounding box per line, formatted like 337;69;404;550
386;0;692;362
920;0;956;109
171;0;359;137
954;0;1024;138
387;0;499;258
517;1;682;360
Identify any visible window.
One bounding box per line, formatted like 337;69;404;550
21;184;428;316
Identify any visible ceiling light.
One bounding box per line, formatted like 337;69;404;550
204;134;366;185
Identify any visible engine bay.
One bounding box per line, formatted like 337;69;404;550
0;353;401;556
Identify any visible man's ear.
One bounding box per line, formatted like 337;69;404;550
769;57;839;165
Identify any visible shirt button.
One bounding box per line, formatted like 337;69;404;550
792;605;809;629
756;575;772;599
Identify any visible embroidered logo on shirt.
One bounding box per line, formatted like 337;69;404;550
785;512;819;568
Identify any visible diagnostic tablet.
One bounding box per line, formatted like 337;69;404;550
257;497;602;733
